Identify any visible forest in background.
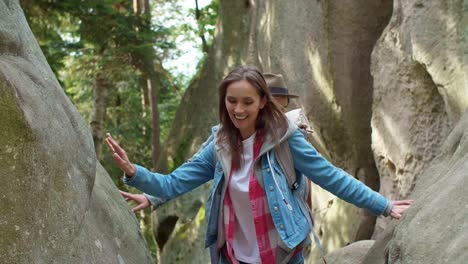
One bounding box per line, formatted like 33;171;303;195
21;0;217;259
21;0;217;183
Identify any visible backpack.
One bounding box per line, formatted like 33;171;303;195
274;140;312;209
274;140;327;264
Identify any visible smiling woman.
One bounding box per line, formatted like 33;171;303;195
225;80;267;139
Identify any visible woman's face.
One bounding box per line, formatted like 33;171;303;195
225;80;266;139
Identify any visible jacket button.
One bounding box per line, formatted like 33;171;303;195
269;186;274;191
266;168;271;172
280;224;284;230
274;206;278;211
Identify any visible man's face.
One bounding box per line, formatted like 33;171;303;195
272;95;289;109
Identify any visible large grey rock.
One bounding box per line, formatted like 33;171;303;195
316;240;374;264
0;1;94;261
362;110;468;264
0;1;152;262
71;163;153;263
370;0;466;237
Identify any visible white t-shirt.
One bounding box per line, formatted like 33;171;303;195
228;132;261;263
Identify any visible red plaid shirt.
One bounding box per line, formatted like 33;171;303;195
222;132;280;264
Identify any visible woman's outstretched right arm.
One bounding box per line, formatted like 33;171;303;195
105;133;216;200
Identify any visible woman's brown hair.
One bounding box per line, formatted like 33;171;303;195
217;65;288;170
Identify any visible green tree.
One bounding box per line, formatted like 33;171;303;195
194;0;218;53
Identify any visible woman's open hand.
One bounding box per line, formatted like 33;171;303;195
390;200;414;219
120;190;150;212
105;133;136;177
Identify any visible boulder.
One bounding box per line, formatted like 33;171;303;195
370;0;466;237
362;110;468;264
320;240;375;264
0;1;152;262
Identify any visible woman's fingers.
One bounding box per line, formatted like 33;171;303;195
105;137;126;161
133;194;150;212
112;151;126;168
105;137;116;153
105;134;118;153
390;211;402;219
106;135;135;176
106;133;126;157
390;199;414;219
119;190;132;199
120;191;136;202
132;201;149;212
113;153;135;176
119;190;150;213
393;200;414;206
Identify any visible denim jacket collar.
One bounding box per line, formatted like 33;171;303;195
214;118;298;166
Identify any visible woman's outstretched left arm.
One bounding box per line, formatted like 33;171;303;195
288;129;413;218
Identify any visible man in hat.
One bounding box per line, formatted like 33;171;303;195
264;73;315;134
263;73;299;110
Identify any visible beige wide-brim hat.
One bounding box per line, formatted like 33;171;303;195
263;73;299;98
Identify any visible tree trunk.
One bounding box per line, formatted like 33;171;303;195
140;77;149;114
133;0;141;15
133;0;161;169
131;1;160;259
147;76;160;169
90;73;108;160
143;0;150;15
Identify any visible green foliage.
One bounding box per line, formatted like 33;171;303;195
194;0;219;50
21;0;220;184
102;74;153;186
22;1;80;81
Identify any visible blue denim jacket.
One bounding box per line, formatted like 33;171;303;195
124;122;391;253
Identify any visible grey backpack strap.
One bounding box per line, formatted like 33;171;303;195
274;141;327;263
274;140;299;190
311;228;327;263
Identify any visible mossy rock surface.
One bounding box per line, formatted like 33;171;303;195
0;1;152;262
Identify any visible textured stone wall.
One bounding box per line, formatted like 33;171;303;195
370;0;466;238
363;110;468;263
